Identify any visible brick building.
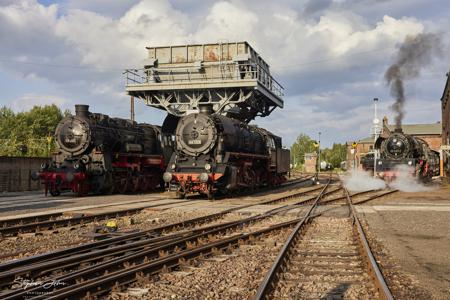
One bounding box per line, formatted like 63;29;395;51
304;153;317;173
346;117;442;170
441;72;450;178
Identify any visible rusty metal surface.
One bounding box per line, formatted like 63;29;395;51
0;178;315;273
254;181;330;299
0;199;188;237
125;41;283;122
254;182;394;300
146;42;266;66
0;188;330;298
346;187;394;300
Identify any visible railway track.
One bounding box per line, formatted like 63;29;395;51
0;179;333;299
254;187;393;300
0;174;397;299
0;176;317;237
0;199;200;237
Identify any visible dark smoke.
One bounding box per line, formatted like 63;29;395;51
385;33;442;129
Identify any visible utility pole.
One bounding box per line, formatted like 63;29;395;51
130;96;135;122
371;98;382;177
318;131;321;174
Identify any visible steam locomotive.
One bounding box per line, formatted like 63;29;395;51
162;105;290;199
362;128;440;181
33;105;166;196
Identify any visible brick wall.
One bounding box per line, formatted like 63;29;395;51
418;135;442;152
0;157;49;192
346;143;373;170
304;153;317;173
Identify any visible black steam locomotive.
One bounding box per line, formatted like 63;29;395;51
33;105;166;196
362;129;440;181
162;105;290;199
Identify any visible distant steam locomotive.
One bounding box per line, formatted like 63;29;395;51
33;105;166;196
362;129;439;181
162;105;290;199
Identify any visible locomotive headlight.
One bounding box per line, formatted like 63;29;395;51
199;173;209;183
378;161;382;165
204;163;211;171
408;161;413;165
163;172;173;183
171;164;176;170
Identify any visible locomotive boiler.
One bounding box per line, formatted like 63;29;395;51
33;105;166;196
162;105;290;199
363;128;440;181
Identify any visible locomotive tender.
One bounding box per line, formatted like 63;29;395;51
163;105;290;199
363;128;440;181
34;105;166;196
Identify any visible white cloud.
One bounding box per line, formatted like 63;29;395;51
0;0;448;147
9;93;69;112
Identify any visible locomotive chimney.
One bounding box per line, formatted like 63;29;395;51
199;104;213;115
394;127;403;133
75;104;90;118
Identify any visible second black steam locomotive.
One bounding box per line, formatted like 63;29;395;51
33;105;166;196
362;128;440;181
162;105;290;199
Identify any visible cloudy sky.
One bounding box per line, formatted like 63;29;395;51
1;0;449;147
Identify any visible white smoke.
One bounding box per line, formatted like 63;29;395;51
341;169;386;192
389;165;434;192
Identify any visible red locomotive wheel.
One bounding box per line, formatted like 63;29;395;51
140;176;150;192
130;176;140;193
116;178;129;194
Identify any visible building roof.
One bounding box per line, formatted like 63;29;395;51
358;136;374;143
346;136;374;145
386;123;442;135
347;122;442;146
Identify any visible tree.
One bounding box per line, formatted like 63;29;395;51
318;143;347;168
290;133;316;168
0;104;66;157
290;133;347;170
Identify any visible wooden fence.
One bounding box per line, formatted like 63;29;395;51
0;157;49;192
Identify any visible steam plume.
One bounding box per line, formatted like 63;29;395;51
341;169;386;192
385;33;442;129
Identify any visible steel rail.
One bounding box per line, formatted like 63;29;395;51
0;176;311;235
352;189;398;205
319;189;398;206
37;220;301;300
2;211;319;299
0;199;196;237
0;182;332;288
345;187;394;300
0;182;333;298
254;181;330;299
0;210;281;286
0;181;326;273
254;184;393;300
